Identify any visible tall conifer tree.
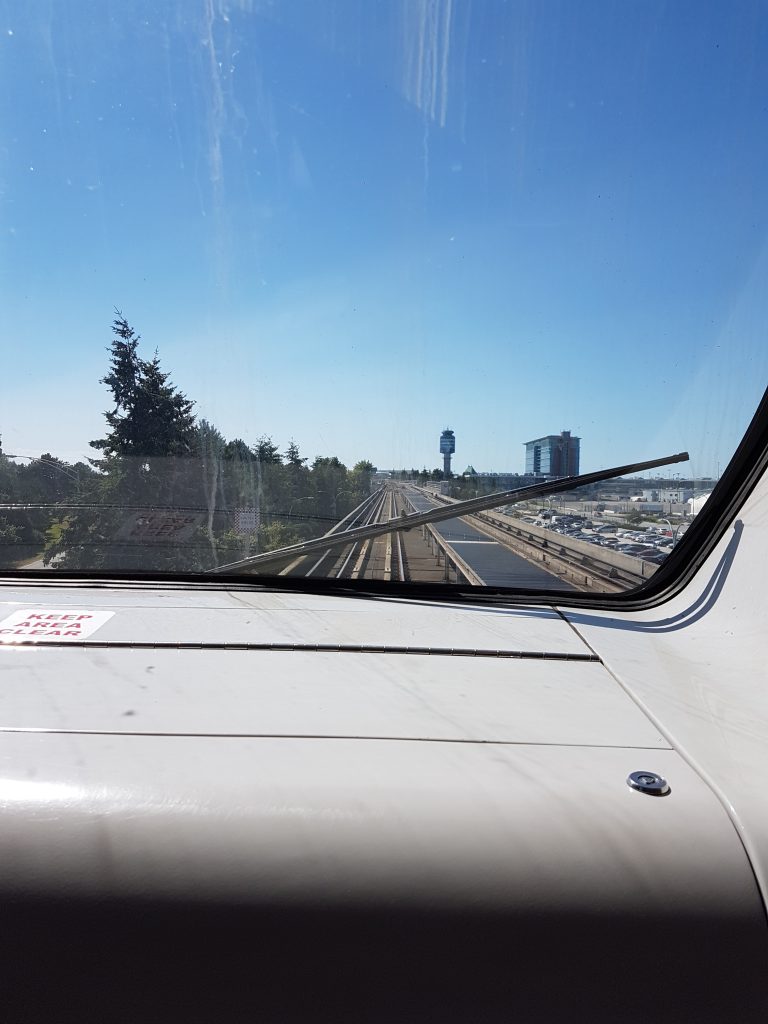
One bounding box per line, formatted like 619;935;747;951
49;314;197;570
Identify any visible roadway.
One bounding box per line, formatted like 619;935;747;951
403;487;574;591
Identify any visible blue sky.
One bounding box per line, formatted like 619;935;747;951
1;0;767;478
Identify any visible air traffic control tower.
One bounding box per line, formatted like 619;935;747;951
440;428;456;477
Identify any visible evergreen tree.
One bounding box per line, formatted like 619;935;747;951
223;438;253;462
349;460;376;502
48;314;199;571
285;440;307;467
311;456;348;515
253;436;282;464
91;315;195;463
282;440;311;526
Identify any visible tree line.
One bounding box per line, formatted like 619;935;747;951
0;315;376;573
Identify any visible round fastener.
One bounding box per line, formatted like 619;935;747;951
627;770;669;796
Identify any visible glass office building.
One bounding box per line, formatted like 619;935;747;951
524;431;580;477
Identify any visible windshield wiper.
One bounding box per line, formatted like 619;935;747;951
209;451;690;575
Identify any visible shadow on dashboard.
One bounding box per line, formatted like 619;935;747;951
565;521;744;636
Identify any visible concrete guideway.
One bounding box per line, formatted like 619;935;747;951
418;490;654;592
276;487;484;585
404;488;575;591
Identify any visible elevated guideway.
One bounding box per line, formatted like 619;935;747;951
276;487;491;585
277;487;445;583
402;487;574;591
414;488;653;592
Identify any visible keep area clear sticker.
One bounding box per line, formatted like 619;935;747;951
0;609;115;643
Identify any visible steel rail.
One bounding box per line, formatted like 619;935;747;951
350;487;391;578
304;488;383;577
383;491;394;581
394;529;406;581
336;488;387;578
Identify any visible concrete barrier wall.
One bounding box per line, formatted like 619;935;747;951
399;492;485;585
419;489;656;586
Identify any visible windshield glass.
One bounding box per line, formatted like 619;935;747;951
1;2;766;594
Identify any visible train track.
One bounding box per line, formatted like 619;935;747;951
380;489;408;582
281;488;409;582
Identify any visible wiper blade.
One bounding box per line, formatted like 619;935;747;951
209;450;690;575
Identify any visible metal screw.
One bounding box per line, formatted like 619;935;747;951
627;770;670;796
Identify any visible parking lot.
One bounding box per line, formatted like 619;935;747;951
508;508;686;566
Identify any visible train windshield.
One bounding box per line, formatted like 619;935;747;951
1;2;766;596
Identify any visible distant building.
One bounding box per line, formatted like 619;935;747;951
689;492;713;515
439;429;456;477
524;430;580;478
642;488;694;503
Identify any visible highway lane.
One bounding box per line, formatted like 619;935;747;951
404;488;574;591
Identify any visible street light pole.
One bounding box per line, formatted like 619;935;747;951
333;488;354;518
660;517;684;544
288;496;313;518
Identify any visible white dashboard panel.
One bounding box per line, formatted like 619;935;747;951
0;589;586;652
0;733;752;911
0;646;667;747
